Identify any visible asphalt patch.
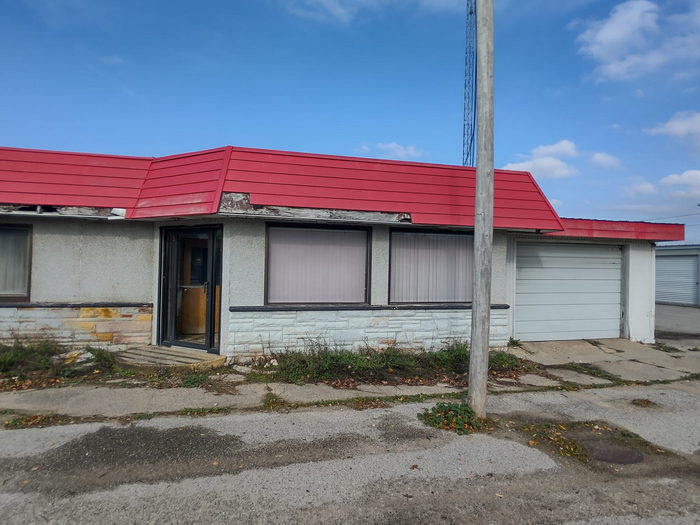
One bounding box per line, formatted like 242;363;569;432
0;425;378;496
579;438;644;465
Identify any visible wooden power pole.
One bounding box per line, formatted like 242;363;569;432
467;0;494;418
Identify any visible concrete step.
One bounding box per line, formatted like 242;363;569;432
115;345;226;373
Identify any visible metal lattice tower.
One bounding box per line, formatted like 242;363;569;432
462;0;477;167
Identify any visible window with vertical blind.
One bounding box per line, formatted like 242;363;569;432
0;226;31;302
390;231;473;303
267;226;369;304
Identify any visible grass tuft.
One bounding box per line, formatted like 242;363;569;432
270;341;472;384
181;372;209;388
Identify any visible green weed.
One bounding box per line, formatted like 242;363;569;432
181;372;209;388
0;339;66;377
488;351;520;372
417;401;486;435
86;346;116;371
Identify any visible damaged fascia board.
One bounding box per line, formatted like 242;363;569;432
0;203;119;219
218;193;412;224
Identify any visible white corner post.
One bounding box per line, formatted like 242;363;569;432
467;0;495;417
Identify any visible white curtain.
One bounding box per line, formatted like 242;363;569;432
0;229;29;296
267;227;367;303
390;232;473;302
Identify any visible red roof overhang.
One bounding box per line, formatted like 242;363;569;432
545;218;685;242
0;145;685;241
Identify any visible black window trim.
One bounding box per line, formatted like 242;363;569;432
264;222;372;306
0;224;32;303
388;227;475;305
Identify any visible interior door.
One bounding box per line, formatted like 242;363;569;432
160;226;222;352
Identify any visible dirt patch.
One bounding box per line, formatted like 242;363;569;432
631;398;661;408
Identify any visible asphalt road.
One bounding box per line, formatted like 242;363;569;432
1;383;699;524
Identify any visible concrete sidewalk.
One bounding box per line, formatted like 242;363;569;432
1;338;698;420
510;338;700;381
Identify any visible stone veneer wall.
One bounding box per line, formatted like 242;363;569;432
227;307;509;357
0;305;153;350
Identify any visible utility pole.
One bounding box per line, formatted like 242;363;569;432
467;0;494;418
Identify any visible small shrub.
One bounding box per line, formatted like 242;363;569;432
418;401;484;435
0;339;65;377
507;337;522;347
181;372;209;388
86;346;116;371
488;351;519;372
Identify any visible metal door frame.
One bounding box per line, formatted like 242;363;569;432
158;225;222;353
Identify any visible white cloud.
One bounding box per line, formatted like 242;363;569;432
624;180;656;197
502;156;578;179
645;111;700;139
661;169;700;197
531;139;579;158
590;152;621;168
373;141;425;160
502;140;580;179
575;1;700;80
549;198;563;208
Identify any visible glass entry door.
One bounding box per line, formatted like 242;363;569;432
160;226;222;352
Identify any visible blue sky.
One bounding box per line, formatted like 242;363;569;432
1;0;699;241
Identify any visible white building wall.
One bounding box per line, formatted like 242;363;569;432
624;241;656;343
222;221;511;357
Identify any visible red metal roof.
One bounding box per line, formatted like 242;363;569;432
0;145;684;241
0;146;151;209
128;147;232;219
545;218;684;241
223;147;563;231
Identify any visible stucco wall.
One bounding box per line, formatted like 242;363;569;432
1;217;155;303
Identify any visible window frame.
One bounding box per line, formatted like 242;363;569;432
0;224;32;303
264;223;372;306
388;227;474;305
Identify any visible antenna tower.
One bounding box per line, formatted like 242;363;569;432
462;0;477;166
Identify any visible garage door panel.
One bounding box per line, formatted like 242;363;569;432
515;243;622;341
656;255;698;306
517;267;621;280
516;326;621;341
515;304;620;322
516;280;621;294
515;292;621;306
517;255;622;269
517;244;621;258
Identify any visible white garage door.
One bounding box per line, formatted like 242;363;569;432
515;243;622;341
656;255;699;306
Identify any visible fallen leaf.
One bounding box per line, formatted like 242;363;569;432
496;493;504;498
30;466;39;471
211;461;220;467
409;464;419;470
528;440;538;447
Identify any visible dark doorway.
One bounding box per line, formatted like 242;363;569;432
160;226;222;353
